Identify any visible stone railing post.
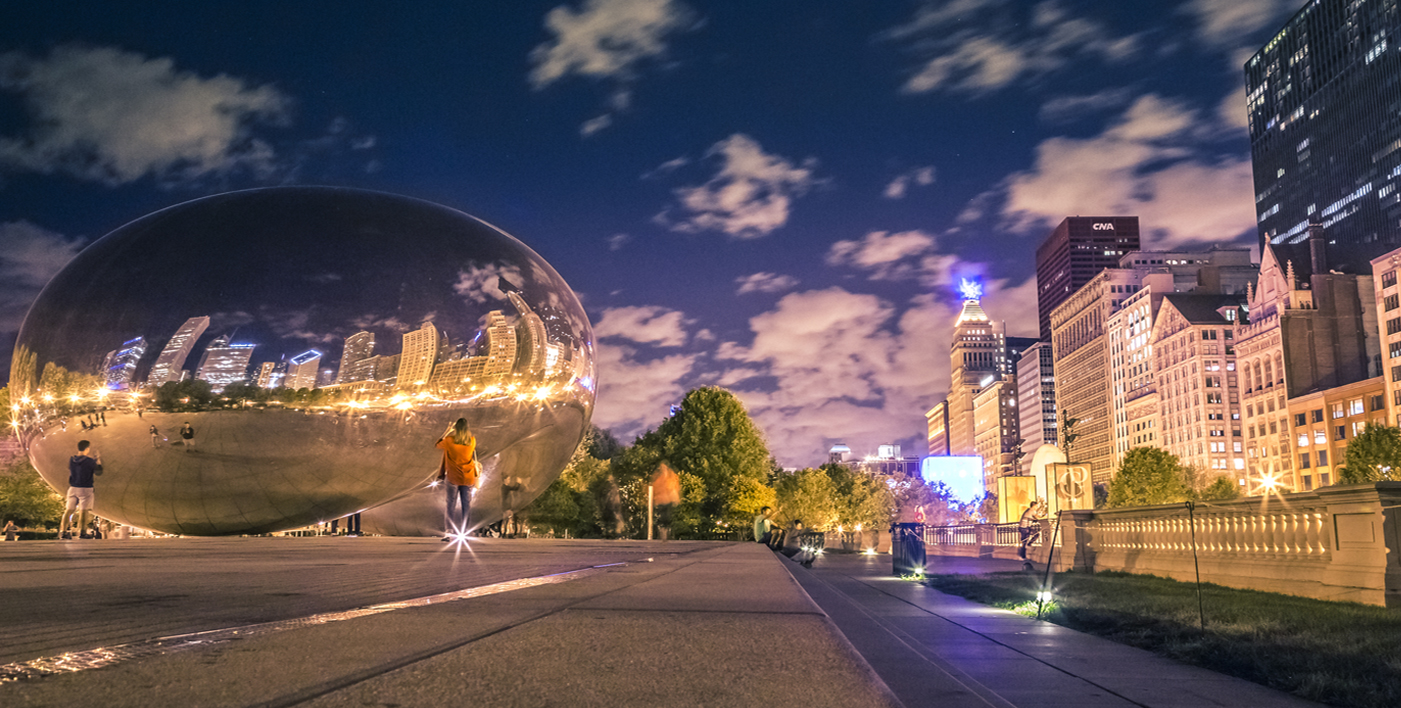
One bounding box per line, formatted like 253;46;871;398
1315;481;1401;607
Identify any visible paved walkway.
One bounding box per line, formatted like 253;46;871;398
1;538;895;707
789;552;1322;708
0;538;1323;707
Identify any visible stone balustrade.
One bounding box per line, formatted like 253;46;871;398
924;481;1401;607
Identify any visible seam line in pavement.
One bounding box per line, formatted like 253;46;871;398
263;546;740;708
788;559;1008;708
0;562;620;685
842;570;1154;708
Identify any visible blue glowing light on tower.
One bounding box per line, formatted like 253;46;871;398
958;278;982;301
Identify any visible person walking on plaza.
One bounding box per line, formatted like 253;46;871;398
60;440;103;540
650;462;681;541
4;519;17;541
149;424;162;448
179;422;195;452
1018;500;1045;561
436;418;479;541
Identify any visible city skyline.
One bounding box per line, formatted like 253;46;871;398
0;1;1336;464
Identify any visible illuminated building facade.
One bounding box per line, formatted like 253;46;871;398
948;283;1004;457
397;322;440;388
1247;0;1401;271
1373;247;1401;426
1286;377;1386;492
255;361;278;388
286;350;322;390
195;335;256;391
925;400;950;456
103;337;147;390
483;311;518;380
1050;268;1143;483
1015;342;1055;474
1239;229;1378;491
1035;216;1141;341
337;331;375;383
1152;294;1246;480
973;379;1019;489
508;292;547;375
148;316;210;385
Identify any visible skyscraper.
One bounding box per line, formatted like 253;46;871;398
336;331;375;384
148;316;210;385
507;291;547;376
948;282;1005;458
195;335;256;391
286;350;322;390
1035;217;1141;341
397;322;439;388
483;310;518;380
104;337;147;390
1247;0;1401;271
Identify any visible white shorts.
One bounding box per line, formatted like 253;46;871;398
66;487;94;511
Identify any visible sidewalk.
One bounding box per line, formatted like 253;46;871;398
788;552;1322;708
1;539;896;707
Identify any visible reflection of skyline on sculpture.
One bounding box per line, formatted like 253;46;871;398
10;187;595;536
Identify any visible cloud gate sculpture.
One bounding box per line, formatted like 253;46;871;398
11;187;595;536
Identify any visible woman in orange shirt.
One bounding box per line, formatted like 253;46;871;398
436;418;479;540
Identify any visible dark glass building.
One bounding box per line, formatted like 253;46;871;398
1034;216;1141;341
1248;0;1401;272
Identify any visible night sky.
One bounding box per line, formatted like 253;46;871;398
0;1;1300;465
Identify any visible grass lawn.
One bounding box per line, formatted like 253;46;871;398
923;570;1401;708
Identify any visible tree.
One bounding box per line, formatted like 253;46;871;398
774;467;839;531
0;458;64;528
824;464;894;531
588;426;623;460
1338;424;1401;483
608;386;773;536
1108;447;1190;507
1197;475;1241;501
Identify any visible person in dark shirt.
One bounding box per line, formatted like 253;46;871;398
60;440;103;540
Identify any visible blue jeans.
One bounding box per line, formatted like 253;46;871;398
445;482;472;534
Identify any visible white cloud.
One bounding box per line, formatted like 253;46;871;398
594;305;689;346
1181;0;1298;49
0;45;288;185
452;264;526;304
529;0;696;135
735;272;798;295
0;221;83;332
883;166;935;199
591;342;697;436
826;230;937;279
579;114;613;136
658;134;820;238
1001;93;1256;248
1039;87;1133;123
606;233;631;250
885;0;1139;95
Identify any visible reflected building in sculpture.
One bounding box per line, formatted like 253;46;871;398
102;337;147;390
398;322;439;388
195;335;256;391
13;187;596;536
286;350;322;390
337;331;375;383
148;316;210;385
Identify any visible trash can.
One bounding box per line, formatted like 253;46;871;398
891;522;926;576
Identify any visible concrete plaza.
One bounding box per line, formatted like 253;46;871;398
0;538;1319;707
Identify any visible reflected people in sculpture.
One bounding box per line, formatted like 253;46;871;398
11;187;595;536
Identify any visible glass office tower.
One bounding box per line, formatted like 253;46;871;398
1248;0;1401;272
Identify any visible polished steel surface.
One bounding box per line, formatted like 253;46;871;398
11;187;594;535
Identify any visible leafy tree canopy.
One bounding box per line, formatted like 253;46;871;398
0;458;64;528
1108;447;1191;508
1338;424;1401;483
